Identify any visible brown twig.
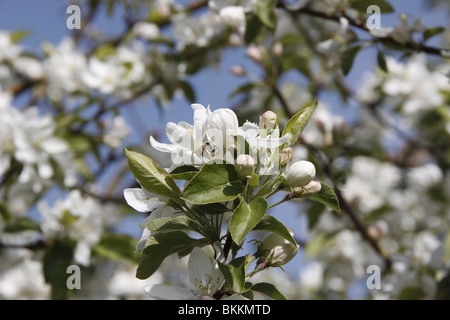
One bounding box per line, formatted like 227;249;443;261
277;0;448;57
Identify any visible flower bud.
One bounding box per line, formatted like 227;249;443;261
229;65;246;76
259;111;277;131
285;160;316;188
235;154;254;178
259;230;299;267
279;147;293;167
301;180;322;195
291;180;322;199
246;44;263;63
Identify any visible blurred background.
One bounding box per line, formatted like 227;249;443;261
0;0;449;300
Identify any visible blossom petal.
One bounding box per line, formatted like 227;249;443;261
149;136;178;153
123;188;163;212
188;247;224;295
255;133;290;148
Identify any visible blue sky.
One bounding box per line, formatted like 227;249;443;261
1;0;448;290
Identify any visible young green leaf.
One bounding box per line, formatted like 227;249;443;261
244;14;264;44
230;197;269;245
180;162;244;205
124;148;180;198
191;202;231;215
93;233;140;264
251;282;287;300
43;240;75;300
310;181;341;213
423;27;445;41
377;50;388;72
256;0;277;29
341;45;361;76
147;216;200;233
218;256;247;294
253;215;296;245
281;100;318;149
136;231;199;279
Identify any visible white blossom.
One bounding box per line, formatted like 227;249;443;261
144;247;224;300
38;190;105;266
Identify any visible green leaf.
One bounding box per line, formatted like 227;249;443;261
305;233;335;258
168;165;199;180
435;273;450;300
349;0;394;13
180;162;244;205
281;51;311;78
180;81;196;103
218;256;247;294
253;215;296;245
256;0;277;29
310;181;341;213
0;202;11;221
281;100;318;149
191;202;231;215
93;233;140;264
94;43;117;60
423;27;445;41
251;282;287;300
10;30;31;43
253;174;284;199
124;148;180;198
147;216;200;233
377;50;388;72
341;45;361;76
136;231;199;279
43;240;75;300
245;14;264;43
3;216;40;232
230;197;268;245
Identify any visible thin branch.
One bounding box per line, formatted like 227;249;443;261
277;1;448;57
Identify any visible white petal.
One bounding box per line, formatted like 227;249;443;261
74;241;91;266
149;136;177;153
38;162;53;179
144;284;195;300
188;247;224;295
188;247;213;288
40;137;68;154
123;188;163;212
255;133;290;148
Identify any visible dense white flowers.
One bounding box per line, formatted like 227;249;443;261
150;104;289;172
357;54;450;116
38;190;106;266
0;89;77;189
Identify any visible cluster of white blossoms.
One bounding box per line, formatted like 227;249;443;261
172;0;258;49
305;155;448;299
37;190;121;266
44;37;150;100
357;53;450;123
0;88;77;192
149;104;290;172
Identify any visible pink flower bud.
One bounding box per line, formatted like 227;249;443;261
235;154;254;178
280;147;293;167
259;110;277;131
